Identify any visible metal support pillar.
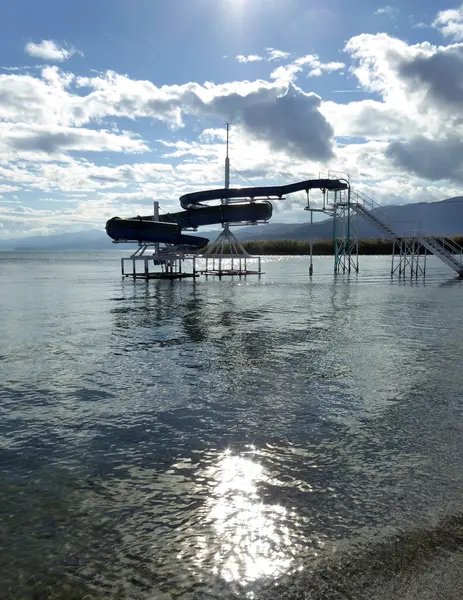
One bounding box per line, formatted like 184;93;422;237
333;184;359;275
309;209;314;276
153;201;160;260
391;238;426;278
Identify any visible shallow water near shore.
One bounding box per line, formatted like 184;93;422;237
1;251;463;599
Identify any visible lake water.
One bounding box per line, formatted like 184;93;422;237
1;251;463;600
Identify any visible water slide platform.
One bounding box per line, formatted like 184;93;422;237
123;271;198;280
107;177;348;278
200;269;262;276
121;252;199;279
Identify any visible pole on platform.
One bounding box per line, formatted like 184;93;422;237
222;122;232;261
153;201;160;260
225;122;231;190
309;210;314;276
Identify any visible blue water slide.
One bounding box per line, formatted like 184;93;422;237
106;202;272;247
105;178;347;247
105;217;210;248
179;178;348;209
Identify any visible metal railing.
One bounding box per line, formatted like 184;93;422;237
350;189;463;274
350;190;399;238
422;234;463;256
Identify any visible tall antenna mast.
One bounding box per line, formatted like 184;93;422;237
224;121;232;190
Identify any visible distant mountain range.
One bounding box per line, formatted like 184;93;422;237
232;196;463;242
1;196;462;251
0;229;122;251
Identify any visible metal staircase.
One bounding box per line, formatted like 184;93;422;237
419;236;463;274
354;203;397;240
348;190;463;276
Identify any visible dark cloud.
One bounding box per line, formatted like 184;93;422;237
398;45;463;110
386;136;463;182
346;35;463;182
1;125;146;154
203;83;334;161
10;131;79;153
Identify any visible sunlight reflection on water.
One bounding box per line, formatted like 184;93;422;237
192;448;300;584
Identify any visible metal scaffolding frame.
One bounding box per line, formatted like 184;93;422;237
120;242;199;280
332;187;359;275
200;225;262;276
391;237;427;278
304;171;359;276
119;201;199;280
201;122;263;276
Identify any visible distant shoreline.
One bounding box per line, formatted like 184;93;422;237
3;235;463;254
201;236;463;256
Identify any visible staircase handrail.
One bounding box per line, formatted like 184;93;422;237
348;188;463;274
354;192;463;251
353;190;387;212
421;234;463;257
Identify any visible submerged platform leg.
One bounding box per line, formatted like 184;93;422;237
200;226;263;276
120;245;199;280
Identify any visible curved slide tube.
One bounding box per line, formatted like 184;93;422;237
179;178;348;209
106;202;272;248
105;178;347;247
106;217;210;248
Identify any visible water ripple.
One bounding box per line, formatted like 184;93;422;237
1;253;463;598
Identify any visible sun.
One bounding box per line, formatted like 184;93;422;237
222;0;249;13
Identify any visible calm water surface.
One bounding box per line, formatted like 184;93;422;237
1;252;463;599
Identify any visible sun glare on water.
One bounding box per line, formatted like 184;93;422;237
191;448;301;584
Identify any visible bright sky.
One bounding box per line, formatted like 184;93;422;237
1;0;462;237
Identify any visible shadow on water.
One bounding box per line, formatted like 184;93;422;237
111;279;285;364
0;467;126;599
438;276;463;288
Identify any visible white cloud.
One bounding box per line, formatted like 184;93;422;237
266;48;291;61
0;66;36;73
24;40;81;62
374;6;399;18
271;54;344;82
0;201;109;238
321;99;417;139
411;21;430;30
158;138;220;160
0;65;148;159
308;60;345;77
346;33;463;121
236;48;346;82
198;128;226;142
0;129;458;239
270;63;303;82
236;48;291;64
236;54;263;63
0;184;20;193
433;4;463;41
0;69;73;126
